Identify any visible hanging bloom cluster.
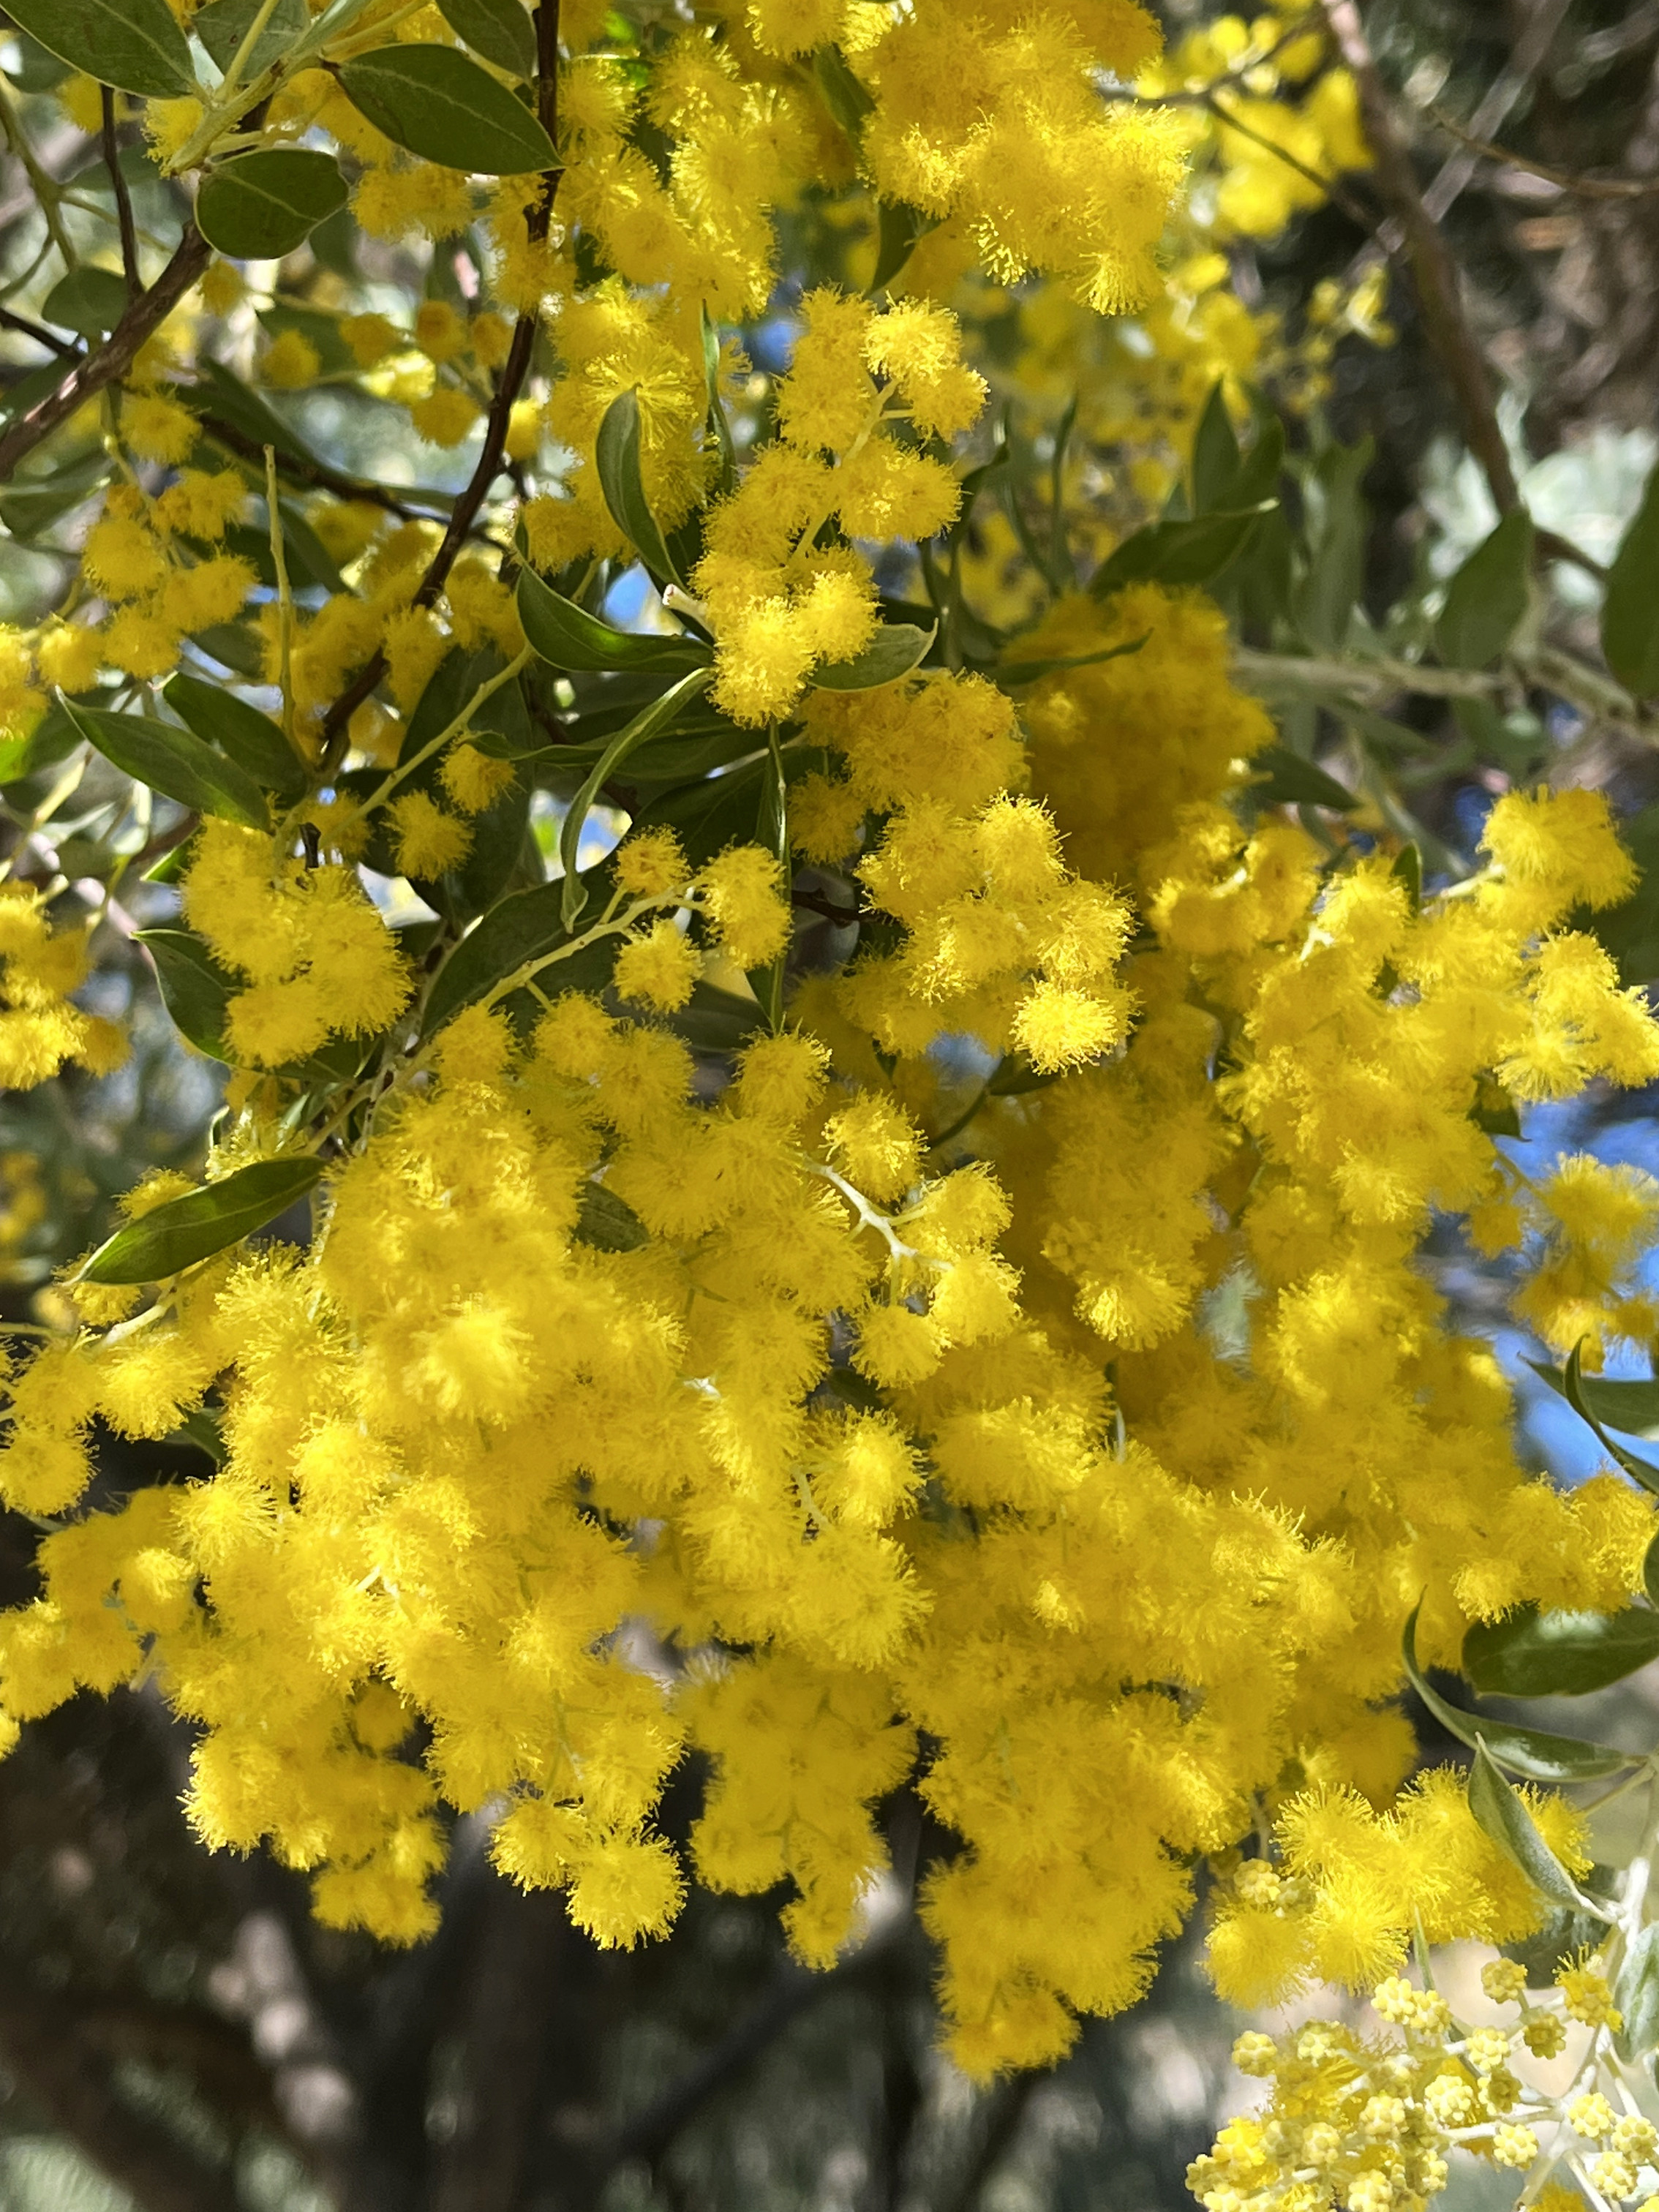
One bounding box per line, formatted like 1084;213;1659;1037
4;566;1657;2079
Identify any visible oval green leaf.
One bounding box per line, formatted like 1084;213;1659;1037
1528;1355;1659;1441
701;301;737;496
79;1156;324;1284
812;622;935;692
421;878;622;1040
574;1182;647;1254
4;0;194;95
595;388;688;590
43;266;129;336
0;698;89;786
1464;1603;1659;1698
1436;508;1533;671
163;674;307;800
59;700;269;830
1249;743;1358;813
0;454;114;546
516;564;710;675
813;43;873;143
198;150;348;262
870;199;938;294
335;44;557;175
187;357;317;470
1190;380;1241;514
135;929;233;1061
559;667;713;928
1604;457;1659;700
1559;1339;1659;1494
1615;1920;1659;2060
435;0;535;77
1091;504;1272;598
1401;1603;1633;1782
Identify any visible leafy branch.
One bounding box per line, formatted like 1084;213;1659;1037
0;225;211;479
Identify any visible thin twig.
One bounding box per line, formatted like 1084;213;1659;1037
1319;0;1519;516
1418;0;1570;223
99;88;140;299
0;224;211;480
1427;102;1659;199
265;446;298;763
1201;90;1389;239
0;304;75;358
0;74;77;272
315;0;563;770
1233;641;1657;743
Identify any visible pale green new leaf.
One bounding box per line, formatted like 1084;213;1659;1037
1467;1740;1608;1917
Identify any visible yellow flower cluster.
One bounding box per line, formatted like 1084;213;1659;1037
1194;1942;1659;2212
955;10;1383;546
181;822;412;1069
4;0;1659;2135
70;473;255;683
1141;12;1370;245
1207;1772;1589;2006
4;569;1658;2080
263;298;523;455
799;669;1137;1072
857;0;1180;312
692;293;984;724
0;887;126;1091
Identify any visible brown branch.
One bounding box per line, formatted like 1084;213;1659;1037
101;87;140;298
934;2071;1042;2212
315;304;536;764
1428;101;1659;199
0;223;211;481
794;887;859;925
428;1882;560;2212
317;0;563;771
1318;0;1520;514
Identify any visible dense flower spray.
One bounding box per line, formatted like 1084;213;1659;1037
0;5;1656;2202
